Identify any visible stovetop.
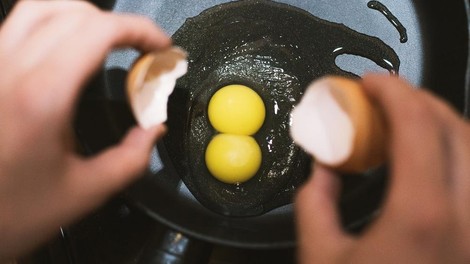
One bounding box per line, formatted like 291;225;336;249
20;196;295;264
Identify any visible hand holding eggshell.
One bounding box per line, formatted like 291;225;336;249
296;74;470;263
0;2;170;261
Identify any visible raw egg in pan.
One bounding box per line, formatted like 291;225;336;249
162;0;399;216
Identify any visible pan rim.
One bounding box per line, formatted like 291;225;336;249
126;0;470;249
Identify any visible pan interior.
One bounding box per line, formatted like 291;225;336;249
78;0;469;247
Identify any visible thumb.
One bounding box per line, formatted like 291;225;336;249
295;164;354;263
70;125;166;204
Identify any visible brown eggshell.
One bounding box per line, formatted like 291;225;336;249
291;76;388;173
328;77;387;172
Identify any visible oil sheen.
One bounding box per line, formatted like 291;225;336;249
164;0;400;216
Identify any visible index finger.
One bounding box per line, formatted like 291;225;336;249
31;11;171;111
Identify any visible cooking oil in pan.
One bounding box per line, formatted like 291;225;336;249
164;0;400;216
368;1;408;43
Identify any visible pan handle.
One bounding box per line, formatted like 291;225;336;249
138;229;213;264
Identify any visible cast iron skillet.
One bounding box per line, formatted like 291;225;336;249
75;0;469;262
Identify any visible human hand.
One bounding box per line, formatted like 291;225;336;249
0;1;170;261
296;75;470;263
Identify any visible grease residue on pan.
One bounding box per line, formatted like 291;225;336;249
368;1;408;43
163;0;400;216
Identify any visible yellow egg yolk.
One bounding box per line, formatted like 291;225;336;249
208;84;266;135
205;134;262;184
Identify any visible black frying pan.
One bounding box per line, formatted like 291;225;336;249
75;0;469;262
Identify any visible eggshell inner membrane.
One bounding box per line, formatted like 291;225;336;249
291;82;355;165
133;59;188;129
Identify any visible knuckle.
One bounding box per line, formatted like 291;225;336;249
14;85;38;112
386;194;450;239
73;1;99;11
120;150;148;175
14;0;35;12
401;203;450;242
50;3;101;28
295;184;310;206
295;182;319;211
401;97;435;126
8;1;41;22
125;156;145;172
96;14;121;38
137;16;156;27
59;6;99;25
58;0;99;13
134;153;150;172
103;13;154;36
13;78;50;120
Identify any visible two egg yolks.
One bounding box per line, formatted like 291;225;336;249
205;85;266;184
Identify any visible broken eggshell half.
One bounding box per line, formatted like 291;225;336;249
290;76;387;173
126;46;188;129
